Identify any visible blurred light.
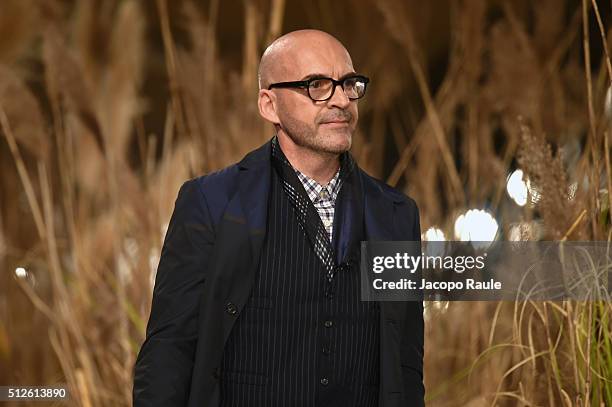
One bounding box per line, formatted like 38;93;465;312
423;227;447;257
454;209;498;244
506;169;528;206
506;169;543;204
423;227;446;241
15;267;27;278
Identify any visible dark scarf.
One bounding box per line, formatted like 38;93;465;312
270;135;355;283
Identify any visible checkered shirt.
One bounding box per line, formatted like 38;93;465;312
294;168;343;242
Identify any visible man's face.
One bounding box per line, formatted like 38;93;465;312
271;39;359;155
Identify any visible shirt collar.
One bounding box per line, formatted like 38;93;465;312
294;167;342;204
270;135;354;203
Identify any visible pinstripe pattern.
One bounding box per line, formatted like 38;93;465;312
219;158;379;407
270;137;353;284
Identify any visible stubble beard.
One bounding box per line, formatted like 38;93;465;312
280;115;353;156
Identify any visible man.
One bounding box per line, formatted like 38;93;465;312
133;29;424;407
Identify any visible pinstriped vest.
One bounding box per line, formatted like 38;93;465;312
219;160;380;407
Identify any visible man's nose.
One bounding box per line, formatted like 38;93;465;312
327;83;351;109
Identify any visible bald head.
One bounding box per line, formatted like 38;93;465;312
257;29;360;164
258;30;353;89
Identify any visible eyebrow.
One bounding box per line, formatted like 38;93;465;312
299;71;358;81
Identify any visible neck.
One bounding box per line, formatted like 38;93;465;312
277;131;340;185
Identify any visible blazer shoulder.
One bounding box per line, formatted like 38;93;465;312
358;168;421;240
183;163;241;223
359;168;418;209
192;163;240;196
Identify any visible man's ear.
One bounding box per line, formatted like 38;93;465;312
258;89;281;124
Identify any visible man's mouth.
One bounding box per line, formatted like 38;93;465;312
321;121;349;129
321;119;349;125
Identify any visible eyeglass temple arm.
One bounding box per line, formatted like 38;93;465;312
267;80;310;90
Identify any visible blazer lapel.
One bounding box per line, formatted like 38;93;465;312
333;165;363;264
234;140;272;296
211;140;272;312
237;141;272;256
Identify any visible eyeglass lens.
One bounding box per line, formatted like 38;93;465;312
308;77;367;101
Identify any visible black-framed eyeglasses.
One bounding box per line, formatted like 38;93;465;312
267;75;370;101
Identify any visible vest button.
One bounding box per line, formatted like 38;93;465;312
324;320;333;328
225;302;238;315
320;377;329;386
322;346;330;355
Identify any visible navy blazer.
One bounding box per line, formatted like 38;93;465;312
133;138;424;407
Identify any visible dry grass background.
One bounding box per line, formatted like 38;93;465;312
0;0;611;406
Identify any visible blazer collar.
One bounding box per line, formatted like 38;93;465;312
235;136;398;246
236;139;273;234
